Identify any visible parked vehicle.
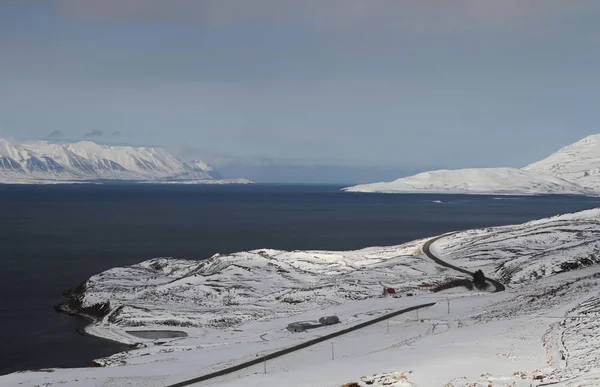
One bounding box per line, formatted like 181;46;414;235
319;315;340;325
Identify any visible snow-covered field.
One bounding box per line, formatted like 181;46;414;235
344;134;600;195
4;209;600;386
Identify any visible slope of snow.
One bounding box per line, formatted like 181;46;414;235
72;240;444;338
524;134;600;190
0;138;231;183
345;134;600;196
344;168;591;195
431;208;600;284
5;209;600;386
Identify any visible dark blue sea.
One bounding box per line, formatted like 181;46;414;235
1;183;600;375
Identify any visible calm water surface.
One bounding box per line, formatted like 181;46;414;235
1;184;600;375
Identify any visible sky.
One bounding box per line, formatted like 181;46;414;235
2;1;600;183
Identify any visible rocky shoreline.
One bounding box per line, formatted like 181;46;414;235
55;282;111;321
54;282;137;353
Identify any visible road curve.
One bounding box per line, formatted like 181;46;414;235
166;234;503;386
423;234;506;292
167;302;435;387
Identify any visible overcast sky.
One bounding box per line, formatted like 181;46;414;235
2;1;600;182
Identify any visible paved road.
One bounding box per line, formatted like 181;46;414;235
422;234;506;292
166;234;504;386
167;302;435;387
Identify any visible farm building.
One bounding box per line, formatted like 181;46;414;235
381;286;397;297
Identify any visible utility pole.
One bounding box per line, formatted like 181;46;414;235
416;308;419;321
264;356;267;374
387;319;390;334
331;342;335;360
447;298;450;314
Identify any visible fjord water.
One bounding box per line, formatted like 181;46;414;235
2;184;600;375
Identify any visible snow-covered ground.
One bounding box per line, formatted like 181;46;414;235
344;134;600;195
4;209;600;386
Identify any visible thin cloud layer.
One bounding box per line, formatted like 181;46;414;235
46;130;63;138
51;0;597;34
84;130;104;138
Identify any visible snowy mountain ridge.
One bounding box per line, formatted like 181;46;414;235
524;134;600;190
0;138;229;183
345;134;600;195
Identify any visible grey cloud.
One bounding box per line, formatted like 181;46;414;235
51;0;598;34
46;130;63;138
112;131;120;136
85;130;104;137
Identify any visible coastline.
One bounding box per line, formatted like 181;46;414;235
54;303;138;348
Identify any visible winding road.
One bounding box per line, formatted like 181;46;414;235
166;234;505;386
423;234;506;292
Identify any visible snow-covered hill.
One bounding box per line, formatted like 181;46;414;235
6;209;600;386
343;168;591;195
0;138;234;183
524;134;600;190
57;208;600;342
345;134;600;195
60;239;437;336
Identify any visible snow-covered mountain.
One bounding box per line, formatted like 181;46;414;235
524;134;600;190
0;139;227;183
345;134;600;195
344;168;591;195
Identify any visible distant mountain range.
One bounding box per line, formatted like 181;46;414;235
0;139;249;184
345;135;600;195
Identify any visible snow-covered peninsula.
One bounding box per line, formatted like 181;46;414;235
345;135;600;195
6;208;600;386
0;138;249;184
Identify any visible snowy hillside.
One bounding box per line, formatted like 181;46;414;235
431;208;600;284
61;208;600;341
524;134;600;190
344;168;591;195
345;134;600;195
6;209;600;386
61;240;439;338
0;138;236;183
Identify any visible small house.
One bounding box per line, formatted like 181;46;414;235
382;286;397;297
